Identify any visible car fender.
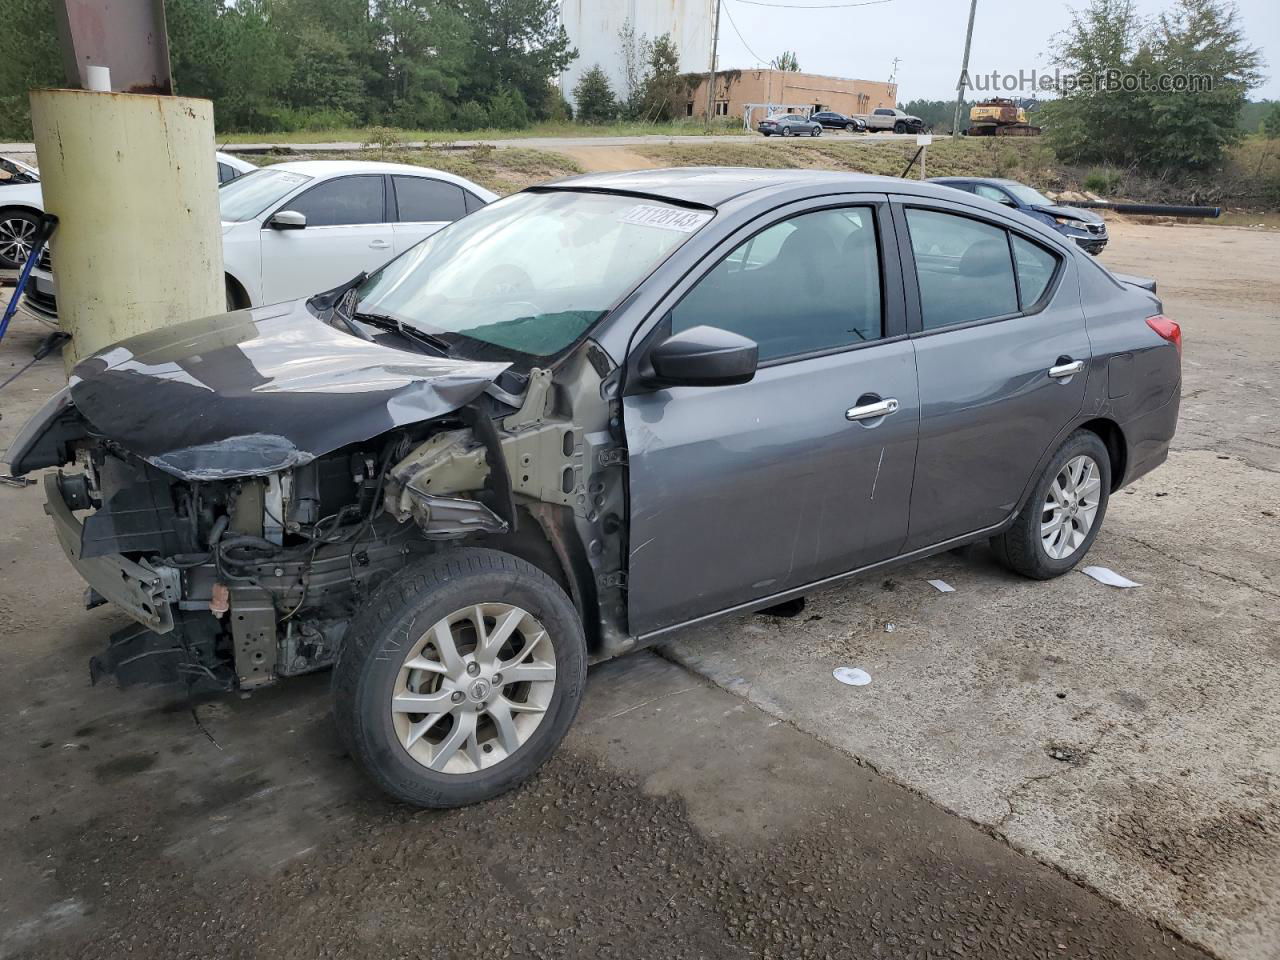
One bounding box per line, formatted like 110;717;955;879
219;221;263;306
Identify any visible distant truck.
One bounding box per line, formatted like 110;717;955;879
965;98;1042;137
856;107;928;134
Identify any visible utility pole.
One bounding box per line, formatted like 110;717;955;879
951;0;978;137
704;0;722;127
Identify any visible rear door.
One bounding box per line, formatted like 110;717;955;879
623;196;919;636
259;174;394;303
390;175;472;254
893;196;1090;550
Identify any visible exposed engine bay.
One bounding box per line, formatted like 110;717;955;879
12;301;632;693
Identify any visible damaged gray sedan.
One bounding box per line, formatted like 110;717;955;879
8;170;1181;807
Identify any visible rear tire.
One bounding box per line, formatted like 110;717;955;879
333;548;587;808
992;430;1111;580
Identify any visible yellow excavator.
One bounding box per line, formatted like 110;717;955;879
965;98;1041;136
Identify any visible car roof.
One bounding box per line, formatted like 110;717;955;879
261;160;495;197
929;176;1021;187
538;167;994;209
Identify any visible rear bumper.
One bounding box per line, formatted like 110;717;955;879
43;472;175;634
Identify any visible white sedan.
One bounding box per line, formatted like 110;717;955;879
218;160;497;309
22;159;496;320
2;152;255;271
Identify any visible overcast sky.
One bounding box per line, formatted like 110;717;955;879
709;0;1278;101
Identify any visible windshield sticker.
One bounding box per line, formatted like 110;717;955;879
619;204;712;233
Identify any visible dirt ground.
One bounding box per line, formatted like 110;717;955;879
0;209;1274;959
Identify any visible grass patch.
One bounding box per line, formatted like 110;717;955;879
254;144;582;195
219;119;745;145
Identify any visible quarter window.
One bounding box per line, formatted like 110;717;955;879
1011;234;1059;305
671;207;883;363
394;176;467;222
905;208;1018;330
287;175;385;227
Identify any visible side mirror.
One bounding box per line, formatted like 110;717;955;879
268;210;306;230
647;325;758;388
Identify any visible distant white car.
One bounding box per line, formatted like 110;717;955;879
2;151;254;272
22;159;496;320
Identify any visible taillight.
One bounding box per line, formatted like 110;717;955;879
1146;314;1181;356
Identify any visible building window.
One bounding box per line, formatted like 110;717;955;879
686;101;694;117
715;100;728;116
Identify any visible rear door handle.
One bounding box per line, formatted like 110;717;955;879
369;239;391;250
846;397;899;421
1048;359;1085;379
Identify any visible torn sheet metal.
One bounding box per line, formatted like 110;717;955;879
66;301;510;481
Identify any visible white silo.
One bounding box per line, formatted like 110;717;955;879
560;0;715;102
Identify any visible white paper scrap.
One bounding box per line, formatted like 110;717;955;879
833;667;872;686
1081;566;1141;588
928;579;955;593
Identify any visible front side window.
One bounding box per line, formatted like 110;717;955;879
356;191;711;359
395;176;467;222
219;168;313;222
906;208;1018;330
671;207;882;363
288;175;385;227
973;184;1009;203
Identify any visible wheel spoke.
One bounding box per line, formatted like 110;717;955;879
402;655;448;674
391;689;454;714
432;619;465;677
429;711;476;771
488;699;522;753
404;712;448;748
478;606;524;663
502;663;555;684
1078;477;1101;502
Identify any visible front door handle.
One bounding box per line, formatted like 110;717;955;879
369;239;391;249
846;397;899;421
1048;359;1085;379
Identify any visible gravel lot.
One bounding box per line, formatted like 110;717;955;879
0;218;1274;959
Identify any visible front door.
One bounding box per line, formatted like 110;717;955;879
260;174;395;303
623;200;919;637
894;199;1091;550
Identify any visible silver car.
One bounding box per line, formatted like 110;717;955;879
9;170;1181;808
757;113;823;137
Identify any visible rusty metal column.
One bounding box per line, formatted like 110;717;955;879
31;0;224;369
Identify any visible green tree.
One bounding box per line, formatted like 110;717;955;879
0;0;61;139
617;18;651;121
1262;103;1280;138
458;0;576;119
641;35;683;122
573;65;617;125
1047;0;1262;171
771;50;800;72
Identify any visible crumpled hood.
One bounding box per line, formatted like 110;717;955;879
1034;204;1105;225
68;299;510;481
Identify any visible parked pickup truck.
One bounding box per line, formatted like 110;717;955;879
857;107;927;134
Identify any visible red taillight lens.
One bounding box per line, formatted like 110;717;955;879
1146;314;1181;356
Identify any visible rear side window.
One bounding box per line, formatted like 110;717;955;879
394;176;467;222
1011;234;1059;304
905;208;1018;330
464;191;486;214
288;175;386;227
672;206;882;362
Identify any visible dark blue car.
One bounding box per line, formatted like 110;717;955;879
929;177;1108;255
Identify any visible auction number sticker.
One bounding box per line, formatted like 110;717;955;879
619;204;713;233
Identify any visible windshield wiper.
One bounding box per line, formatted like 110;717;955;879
352;311;453;356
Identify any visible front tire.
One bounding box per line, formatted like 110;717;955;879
333;548;587;808
845;123;855;132
894;121;907;134
782;126;793;137
811;126;821;137
0;208;39;269
992;430;1111;580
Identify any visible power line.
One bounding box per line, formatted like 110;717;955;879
720;0;771;67
729;0;894;10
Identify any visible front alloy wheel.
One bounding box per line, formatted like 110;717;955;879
334;548;587;807
0;210;38;268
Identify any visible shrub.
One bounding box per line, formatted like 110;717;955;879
1083;167;1126;194
486;87;531;130
574;65;617;125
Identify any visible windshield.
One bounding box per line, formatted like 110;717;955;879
219;168;312;222
1004;183;1053;207
354;190;713;359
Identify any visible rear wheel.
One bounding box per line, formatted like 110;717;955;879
333;548;587;807
0;208;39;269
992;430;1111;579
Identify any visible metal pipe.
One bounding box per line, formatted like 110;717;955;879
1060;201;1221;218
